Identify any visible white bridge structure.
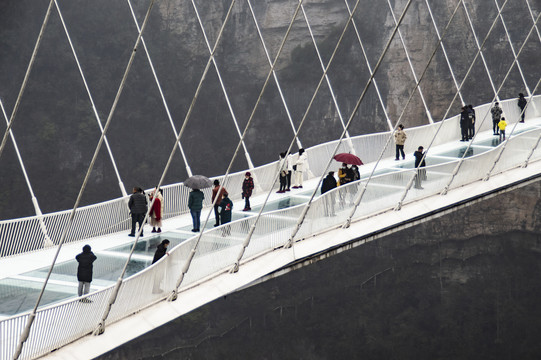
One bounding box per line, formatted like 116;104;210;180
0;0;540;359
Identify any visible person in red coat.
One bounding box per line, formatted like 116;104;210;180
149;191;162;233
242;172;254;211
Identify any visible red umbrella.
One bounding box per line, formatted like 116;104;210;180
334;153;363;165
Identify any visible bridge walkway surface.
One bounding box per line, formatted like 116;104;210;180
2;106;541;359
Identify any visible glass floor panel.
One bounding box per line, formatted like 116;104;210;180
106;232;190;257
0;278;76;316
436;146;490;158
251;196;309;212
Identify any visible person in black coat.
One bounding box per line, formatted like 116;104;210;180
460;106;468;141
467;104;476;140
219;193;233;236
321;172;337;216
76;245;97;298
152;239;170;264
128;187;148;237
518;93;527;122
413;146;426;189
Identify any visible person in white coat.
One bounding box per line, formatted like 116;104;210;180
292;148;308;189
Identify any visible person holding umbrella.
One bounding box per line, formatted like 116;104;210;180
184;175;212;232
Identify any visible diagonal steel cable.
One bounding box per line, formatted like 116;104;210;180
282;0;415;249
0;0;54;162
394;0;511;211
386;0;434;124
55;0;128;197
485;79;540;179
442;11;540;191
298;3;356;153
246;0;303;149
344;0;394;130
12;1;157;357
126;0;193;177
424;0;465;105
342;0;463;228
0;99;53;247
168;0;306;296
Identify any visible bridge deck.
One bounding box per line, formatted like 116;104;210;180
1;117;541;320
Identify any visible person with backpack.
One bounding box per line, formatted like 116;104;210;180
491;102;503;135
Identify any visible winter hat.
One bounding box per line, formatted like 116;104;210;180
83;245;91;253
245;172;251;176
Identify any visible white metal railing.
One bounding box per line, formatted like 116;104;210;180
1;96;540;360
1;96;539;259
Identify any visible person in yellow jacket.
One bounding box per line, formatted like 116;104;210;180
498;117;507;141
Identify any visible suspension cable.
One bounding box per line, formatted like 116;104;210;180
343;0;394;130
442;11;540;192
12;2;157;357
283;0;415;249
485;79;540;180
168;0;305;297
524;0;541;42
424;0;465;105
190;0;256;171
342;0;463;228
461;0;500;101
55;0;128;196
0;0;54;162
386;0;434;124
394;0;510;211
299;3;356;154
126;0;193;177
246;0;303;150
0;99;52;247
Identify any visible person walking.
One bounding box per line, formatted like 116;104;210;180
292;148;308;189
152;239;170;264
128;187;148;237
219;192;233;236
242;172;254;211
149;190;162;233
518;93;527;122
277;152;288;193
188;188;204;232
321;171;337;216
413;146;426;190
76;244;97;302
498;117;508;141
394;124;407;160
467;104;476;140
211;180;227;226
460;106;469;141
491;102;503;135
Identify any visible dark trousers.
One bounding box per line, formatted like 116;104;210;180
468;125;475;139
279;173;287;191
286;171;292;189
395;145;405;160
244;196;251;209
520;107;526;121
493;120;499;134
131;213;145;235
214;204;220;225
461;126;468;140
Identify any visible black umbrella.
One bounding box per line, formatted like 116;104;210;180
183;175;213;189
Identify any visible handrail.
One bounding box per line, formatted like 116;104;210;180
0;95;539;259
1;96;541;359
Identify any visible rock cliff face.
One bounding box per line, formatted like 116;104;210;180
98;176;541;360
0;0;538;218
